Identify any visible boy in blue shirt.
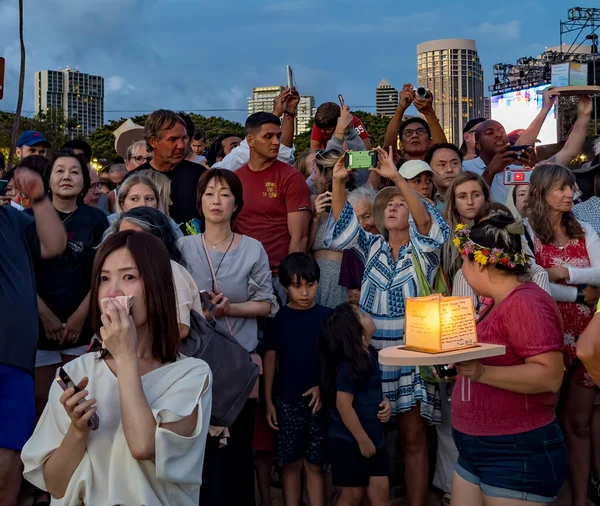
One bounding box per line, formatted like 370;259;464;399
264;253;331;506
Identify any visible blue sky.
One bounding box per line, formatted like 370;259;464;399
0;0;583;125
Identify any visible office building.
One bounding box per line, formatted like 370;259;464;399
376;78;399;116
417;39;484;145
35;67;104;137
247;86;315;134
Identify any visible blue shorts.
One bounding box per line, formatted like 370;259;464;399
453;422;568;503
0;364;36;450
276;397;326;465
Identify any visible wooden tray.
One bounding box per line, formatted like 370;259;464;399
537;85;600;97
378;343;506;366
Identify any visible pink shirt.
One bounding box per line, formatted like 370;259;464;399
452;283;563;436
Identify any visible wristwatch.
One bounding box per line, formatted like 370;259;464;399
576;287;586;304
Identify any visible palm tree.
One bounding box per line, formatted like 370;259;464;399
6;0;25;173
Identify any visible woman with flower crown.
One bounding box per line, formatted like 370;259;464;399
450;211;568;506
325;147;449;506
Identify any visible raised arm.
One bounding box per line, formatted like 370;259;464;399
552;96;592;166
370;147;431;235
515;86;555;146
384;84;414;155
414;91;447;145
15;168;66;258
274;86;299;149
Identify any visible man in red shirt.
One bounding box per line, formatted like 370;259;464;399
235;112;312;293
310;102;371;151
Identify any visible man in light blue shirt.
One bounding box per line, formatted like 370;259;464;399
462;120;533;203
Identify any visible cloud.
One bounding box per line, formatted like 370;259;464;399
479;20;520;39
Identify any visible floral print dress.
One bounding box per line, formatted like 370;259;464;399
534;236;595;388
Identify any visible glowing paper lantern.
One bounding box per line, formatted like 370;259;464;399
405;294;478;353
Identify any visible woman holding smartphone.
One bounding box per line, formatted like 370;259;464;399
21;231;212;505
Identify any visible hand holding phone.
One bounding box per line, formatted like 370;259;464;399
338;94;345;108
344;151;378;170
57;368;99;431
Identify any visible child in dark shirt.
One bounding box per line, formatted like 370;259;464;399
320;303;392;506
264;253;330;506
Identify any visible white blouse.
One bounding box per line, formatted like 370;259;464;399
22;352;212;506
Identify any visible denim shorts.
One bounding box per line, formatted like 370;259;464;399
453;421;568;502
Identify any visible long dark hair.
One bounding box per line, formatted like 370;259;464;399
90;231;180;363
111;206;185;266
527;164;585;244
320;303;373;408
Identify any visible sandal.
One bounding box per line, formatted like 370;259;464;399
442;492;452;506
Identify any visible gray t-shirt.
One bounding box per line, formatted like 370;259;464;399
178;234;278;352
0;206;41;375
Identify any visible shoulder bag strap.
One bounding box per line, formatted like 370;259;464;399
201;234;234;334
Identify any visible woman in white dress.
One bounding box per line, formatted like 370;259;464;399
22;230;212;506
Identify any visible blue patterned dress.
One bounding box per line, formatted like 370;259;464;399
324;200;450;422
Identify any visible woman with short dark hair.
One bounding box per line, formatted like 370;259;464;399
22;231;212;505
31;149;109;422
179;168;278;506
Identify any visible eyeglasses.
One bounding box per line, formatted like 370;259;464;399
402;128;428;138
91;182;103;190
129;155;153;163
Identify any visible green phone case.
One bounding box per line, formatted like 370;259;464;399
344;151;378;170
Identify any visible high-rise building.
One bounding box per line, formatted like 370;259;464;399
484;97;491;119
417;39;484;145
34;67;104;138
296;95;315;134
247;86;284;116
247;86;315;134
376;78;399;116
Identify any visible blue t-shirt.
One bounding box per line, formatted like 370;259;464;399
328;350;385;449
263;304;331;402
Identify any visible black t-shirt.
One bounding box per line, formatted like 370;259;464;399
0;206;41;375
125;160;206;230
328;350;385;448
27;204;109;351
263;304;332;402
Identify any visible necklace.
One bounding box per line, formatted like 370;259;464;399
59;206;79;225
204;233;234;250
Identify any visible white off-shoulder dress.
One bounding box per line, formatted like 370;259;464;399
22;352;212;506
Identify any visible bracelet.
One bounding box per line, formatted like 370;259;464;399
284;111;297;117
31;195;47;205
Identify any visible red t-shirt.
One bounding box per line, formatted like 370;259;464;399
234;160;312;276
452;283;563;436
311;116;369;149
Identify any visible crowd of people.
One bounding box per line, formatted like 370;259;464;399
1;83;600;506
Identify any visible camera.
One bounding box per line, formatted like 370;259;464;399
414;86;429;99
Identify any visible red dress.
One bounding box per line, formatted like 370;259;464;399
534;236;595;388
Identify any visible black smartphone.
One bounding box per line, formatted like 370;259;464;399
0;180;7;197
434;364;458;379
56;367;99;430
507;145;533;152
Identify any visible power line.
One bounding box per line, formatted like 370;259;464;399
4;105;379;114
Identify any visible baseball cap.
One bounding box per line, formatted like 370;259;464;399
17;130;51;148
508;129;540;145
399;160;433;180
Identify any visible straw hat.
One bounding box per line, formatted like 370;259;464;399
113;119;144;159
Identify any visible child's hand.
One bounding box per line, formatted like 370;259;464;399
377;396;391;423
302;385;322;414
358;436;376;458
266;402;279;431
